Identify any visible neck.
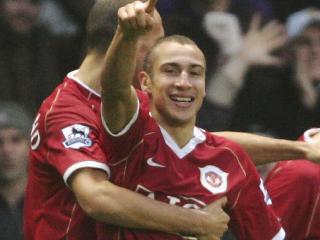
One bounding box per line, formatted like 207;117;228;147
76;52;105;94
152;110;196;148
0;175;26;208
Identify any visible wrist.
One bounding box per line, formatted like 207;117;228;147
187;209;214;236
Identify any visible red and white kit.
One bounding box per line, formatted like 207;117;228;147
98;99;285;240
24;71;109;240
266;128;320;240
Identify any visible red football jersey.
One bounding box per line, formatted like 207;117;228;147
265;128;320;240
24;71;110;240
97;101;285;240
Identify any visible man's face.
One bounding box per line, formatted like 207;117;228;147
298;25;320;80
3;0;41;34
147;41;206;126
0;128;28;182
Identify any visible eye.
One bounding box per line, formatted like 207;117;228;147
190;71;201;76
163;65;178;75
164;68;174;73
11;135;24;144
189;67;203;77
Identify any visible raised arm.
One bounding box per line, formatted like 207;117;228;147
96;1;230;239
100;0;157;134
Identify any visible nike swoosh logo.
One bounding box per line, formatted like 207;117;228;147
146;158;166;168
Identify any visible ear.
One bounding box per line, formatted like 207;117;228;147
139;71;152;94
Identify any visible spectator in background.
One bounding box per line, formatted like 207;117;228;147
265;128;320;239
269;0;320;22
0;102;32;240
200;12;287;131
39;0;95;59
229;8;320;139
39;0;79;37
0;0;78;114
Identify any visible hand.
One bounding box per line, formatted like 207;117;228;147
305;129;320;163
203;12;242;55
117;0;158;37
294;44;318;108
198;197;230;240
240;14;287;66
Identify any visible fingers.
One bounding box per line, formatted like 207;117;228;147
118;0;157;34
204;196;228;212
135;1;147;28
248;13;262;32
215;196;228;207
145;0;158;13
118;1;150;32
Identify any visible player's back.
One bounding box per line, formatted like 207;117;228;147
24;71;104;240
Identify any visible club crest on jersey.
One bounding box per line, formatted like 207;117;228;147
62;124;92;149
199;165;228;194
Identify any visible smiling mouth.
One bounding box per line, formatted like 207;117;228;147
170;96;194;103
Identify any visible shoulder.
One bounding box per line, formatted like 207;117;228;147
204;131;256;179
206;131;250;160
38;77;101;133
267;160;320;185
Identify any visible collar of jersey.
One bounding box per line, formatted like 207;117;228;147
67;70;101;98
158;125;206;159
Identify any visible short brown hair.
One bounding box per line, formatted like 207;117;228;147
143;35;205;76
86;0;132;53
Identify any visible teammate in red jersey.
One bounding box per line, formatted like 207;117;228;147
99;1;285;239
265;128;320;240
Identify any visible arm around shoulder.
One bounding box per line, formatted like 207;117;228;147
215;131;320;165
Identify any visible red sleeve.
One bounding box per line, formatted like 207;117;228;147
228;151;285;240
265;160;320;239
44;102;109;183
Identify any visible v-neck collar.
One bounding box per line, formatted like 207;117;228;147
159;125;206;159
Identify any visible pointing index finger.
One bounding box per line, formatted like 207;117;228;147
145;0;158;13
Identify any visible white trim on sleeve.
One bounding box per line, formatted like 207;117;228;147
63;161;110;185
101;98;140;137
272;228;286;240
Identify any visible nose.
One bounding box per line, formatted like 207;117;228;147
175;71;192;89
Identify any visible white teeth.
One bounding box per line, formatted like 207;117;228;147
172;96;192;102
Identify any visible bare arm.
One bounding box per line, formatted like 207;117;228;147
101;0;158;133
70;168;229;238
215;131;320;165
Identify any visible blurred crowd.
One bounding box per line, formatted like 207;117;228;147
1;0;320;239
